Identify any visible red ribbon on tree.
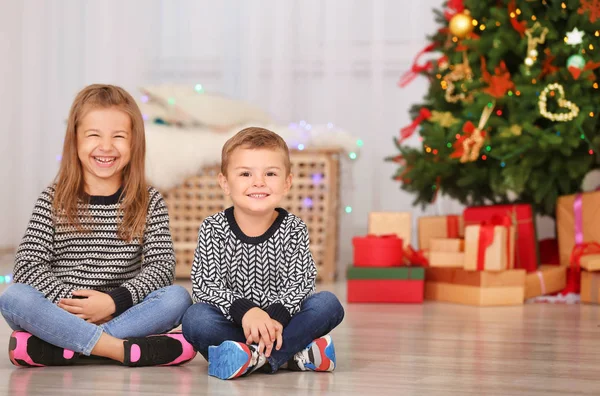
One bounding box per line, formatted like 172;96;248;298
450;121;486;160
508;0;527;37
399;108;432;143
398;44;436;87
444;0;465;20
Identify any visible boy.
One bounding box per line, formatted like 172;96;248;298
182;127;344;380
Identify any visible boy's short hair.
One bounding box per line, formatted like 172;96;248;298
221;127;291;175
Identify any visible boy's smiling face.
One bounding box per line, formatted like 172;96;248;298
219;146;292;216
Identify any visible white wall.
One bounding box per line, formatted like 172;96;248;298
0;0;555;274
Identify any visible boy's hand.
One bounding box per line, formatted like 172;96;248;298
58;290;116;323
266;319;283;357
254;319;284;358
242;308;277;353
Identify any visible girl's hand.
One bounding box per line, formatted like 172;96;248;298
59;290;116;323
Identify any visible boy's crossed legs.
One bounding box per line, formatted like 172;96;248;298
182;291;344;379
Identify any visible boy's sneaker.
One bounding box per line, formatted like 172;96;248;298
208;341;267;380
8;330;78;367
123;331;197;367
288;335;336;372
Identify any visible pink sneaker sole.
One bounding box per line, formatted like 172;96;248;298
152;331;197;366
8;330;77;368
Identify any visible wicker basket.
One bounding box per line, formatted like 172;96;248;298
161;148;341;282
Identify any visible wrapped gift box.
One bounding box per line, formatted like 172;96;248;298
524;265;567;299
580;270;600;304
463;224;515;271
580;255;600;271
428;252;465;268
418;215;464;251
464;204;538;272
424;268;525;306
430;238;464;252
556;191;600;267
347;266;424;303
368;212;411;247
352;234;403;267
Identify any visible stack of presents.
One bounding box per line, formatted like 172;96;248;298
347;189;600;306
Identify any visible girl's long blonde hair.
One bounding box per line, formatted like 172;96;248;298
54;84;148;241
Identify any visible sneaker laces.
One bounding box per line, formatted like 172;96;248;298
293;348;310;371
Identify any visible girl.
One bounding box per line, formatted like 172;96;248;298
0;84;196;367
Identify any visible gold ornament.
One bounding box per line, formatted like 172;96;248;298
524;22;549;68
449;11;474;38
499;125;523;138
460;103;495;163
538;83;580;122
443;52;474;103
430;111;459;128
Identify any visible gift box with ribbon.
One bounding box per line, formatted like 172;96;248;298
368;212;411;246
424;267;526;306
580;270;600;304
556;191;600;267
347;266;425;303
418;215;464;251
524;265;567;300
463;204;538;272
403;244;429;266
352;234;403;267
562;242;600;294
463;218;515;271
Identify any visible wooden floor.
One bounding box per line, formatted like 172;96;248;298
0;258;599;395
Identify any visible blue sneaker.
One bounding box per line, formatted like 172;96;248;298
208;341;266;380
289;335;336;372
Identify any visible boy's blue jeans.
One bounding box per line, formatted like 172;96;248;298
0;283;192;355
182;291;345;372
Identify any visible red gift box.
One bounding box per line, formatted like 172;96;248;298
463;204;539;272
347;280;424;303
352;234;403;267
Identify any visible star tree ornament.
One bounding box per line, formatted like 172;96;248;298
566;27;586;45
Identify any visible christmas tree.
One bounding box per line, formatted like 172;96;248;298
389;0;600;216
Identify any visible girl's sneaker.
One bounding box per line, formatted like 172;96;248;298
208;341;266;380
288;335;336;372
123;331;197;367
9;330;78;367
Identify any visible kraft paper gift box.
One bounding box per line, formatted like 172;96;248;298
346;266;424;303
427;238;465;268
556;191;600;266
430;238;464;252
463;224;515;271
463;204;538;272
424;268;526;306
368;212;411;247
580;270;600;304
524;265;567;300
418;215;464;251
580;254;600;272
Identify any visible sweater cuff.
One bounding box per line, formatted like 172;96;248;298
265;303;291;327
108;287;134;316
230;298;259;325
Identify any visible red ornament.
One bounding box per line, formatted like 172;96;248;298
481;58;514;98
569;66;583;80
578;0;600;23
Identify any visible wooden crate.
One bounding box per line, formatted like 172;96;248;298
161;148;341;282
